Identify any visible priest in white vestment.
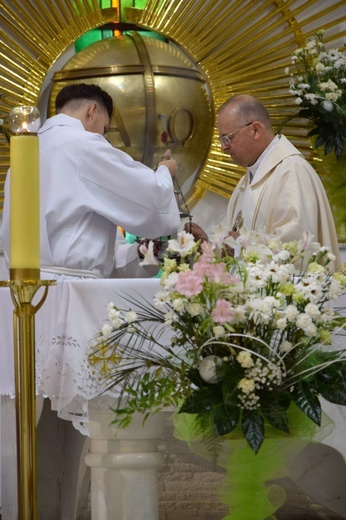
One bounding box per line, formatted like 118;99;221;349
188;94;340;270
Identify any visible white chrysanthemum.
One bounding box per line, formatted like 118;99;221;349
266;261;293;283
247;265;269;288
153;290;170;309
248;297;280;324
319;307;335;324
298;279;324;303
101;324;113;337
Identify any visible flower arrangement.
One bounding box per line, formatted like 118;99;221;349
285;30;346;159
91;228;346;454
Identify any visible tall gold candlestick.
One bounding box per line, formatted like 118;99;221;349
1;106;56;520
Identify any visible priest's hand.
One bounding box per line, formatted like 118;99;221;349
156;149;178;177
184;222;208;243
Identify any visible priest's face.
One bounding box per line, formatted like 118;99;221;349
217;108;257;167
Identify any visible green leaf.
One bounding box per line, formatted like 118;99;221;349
292;381;321;426
320;387;346;405
261;394;291;433
241;410;264;453
213;406;240;436
180;385;221;414
316;369;346;405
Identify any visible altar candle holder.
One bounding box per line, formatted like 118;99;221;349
0;106;56;520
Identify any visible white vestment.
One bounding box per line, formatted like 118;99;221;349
224;135;340;268
0;114;180;278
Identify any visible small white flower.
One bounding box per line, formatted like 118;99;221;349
101;324;113;338
111;317;123;329
108;307;121;320
153;290;170;309
124;311;137;323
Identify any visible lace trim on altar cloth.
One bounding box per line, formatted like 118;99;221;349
36;331;120;436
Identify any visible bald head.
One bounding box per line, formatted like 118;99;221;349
218;95;272;129
217;95;275;167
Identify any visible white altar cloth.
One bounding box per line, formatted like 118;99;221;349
0;278;162;431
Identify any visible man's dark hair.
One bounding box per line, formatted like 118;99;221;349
55;83;114;118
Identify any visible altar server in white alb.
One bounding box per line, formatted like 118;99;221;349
0;83;181;279
188;94;340;270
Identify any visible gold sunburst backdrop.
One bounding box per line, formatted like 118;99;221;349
0;0;345;211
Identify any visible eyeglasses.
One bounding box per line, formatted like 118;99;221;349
218;121;254;147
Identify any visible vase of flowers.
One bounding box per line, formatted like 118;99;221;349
284;30;346;241
90;229;346;519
